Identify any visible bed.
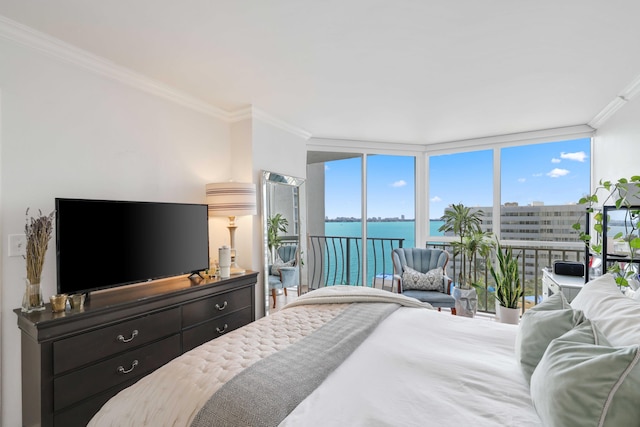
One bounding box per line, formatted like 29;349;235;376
88;275;640;427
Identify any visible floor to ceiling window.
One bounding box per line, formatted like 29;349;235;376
500;138;591;242
366;155;416;289
428;149;493;234
306;152;416;288
427;136;592;311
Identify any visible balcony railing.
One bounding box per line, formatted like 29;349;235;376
306;235;586;314
307;235;404;290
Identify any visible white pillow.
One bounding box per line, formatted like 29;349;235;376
271;257;294;275
570;274;640;346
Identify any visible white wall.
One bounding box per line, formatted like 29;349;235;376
0;38;231;426
251;119;307;316
593;97;640;182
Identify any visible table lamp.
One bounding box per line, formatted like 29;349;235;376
206;181;257;274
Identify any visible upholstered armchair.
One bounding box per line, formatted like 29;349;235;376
268;245;299;308
392;247;456;314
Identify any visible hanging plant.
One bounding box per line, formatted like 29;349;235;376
572;176;640;287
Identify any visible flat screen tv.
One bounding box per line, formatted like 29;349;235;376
56;198;209;295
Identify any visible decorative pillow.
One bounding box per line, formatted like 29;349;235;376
401;266;444;291
515;292;585;384
530;321;640;427
571;273;640;346
271;257;294;275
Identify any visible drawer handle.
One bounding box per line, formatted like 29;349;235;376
117;359;139;375
216;324;228;334
215;301;228;311
116;329;139;343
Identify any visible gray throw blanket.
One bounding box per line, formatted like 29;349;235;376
190;302;399;427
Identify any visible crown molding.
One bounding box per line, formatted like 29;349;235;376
0;15;226;121
589;72;640;129
426;125;595;155
251;108;312;140
0;15;314;139
588;96;627;129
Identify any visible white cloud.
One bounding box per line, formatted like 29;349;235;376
431;196;442;202
547;168;570;178
391;180;407;188
324;164;330;171
518;178;526;183
560;151;587;162
533;173;543;177
551;158;561;163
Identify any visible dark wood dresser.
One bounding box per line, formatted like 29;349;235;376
14;272;258;427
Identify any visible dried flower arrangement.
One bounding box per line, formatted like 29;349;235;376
24;208;55;285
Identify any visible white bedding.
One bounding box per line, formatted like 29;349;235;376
89;287;540;426
282;307;541;426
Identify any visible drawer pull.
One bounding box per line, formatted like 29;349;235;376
215;301;228;311
117;359;139;374
216;324;228;334
116;329;139;343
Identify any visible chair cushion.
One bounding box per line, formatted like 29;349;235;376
401;266;444;291
402;289;455;308
268;275;284;290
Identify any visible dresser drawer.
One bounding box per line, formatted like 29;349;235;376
182;306;252;352
54;334;181;411
182;286;252;327
53;307;181;375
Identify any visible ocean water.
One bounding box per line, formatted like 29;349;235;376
320;220;444;285
325;220;444;245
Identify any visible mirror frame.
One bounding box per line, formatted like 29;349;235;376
262;170;306;315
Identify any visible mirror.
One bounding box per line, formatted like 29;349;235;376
262;171;306;314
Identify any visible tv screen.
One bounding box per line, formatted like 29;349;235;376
56;198;209;295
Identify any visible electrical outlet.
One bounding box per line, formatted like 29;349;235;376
8;234;26;257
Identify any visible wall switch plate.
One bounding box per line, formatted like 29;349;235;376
8;234;26;257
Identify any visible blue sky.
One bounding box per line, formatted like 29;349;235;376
325;138;591;219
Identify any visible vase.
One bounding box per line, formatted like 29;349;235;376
495;303;520;324
22;279;45;313
453;286;478;318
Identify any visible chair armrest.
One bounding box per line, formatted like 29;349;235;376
443;274;453;294
393;274;402;293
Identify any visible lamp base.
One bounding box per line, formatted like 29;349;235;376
230;263;246;275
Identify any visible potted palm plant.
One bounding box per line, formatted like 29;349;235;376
489;240;523;324
267;213;289;263
439;203;493;317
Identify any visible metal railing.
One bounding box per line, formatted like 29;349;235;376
306;235;585;314
307;235;404;289
426;242;585;314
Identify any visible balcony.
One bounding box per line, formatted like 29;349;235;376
306;235;586;314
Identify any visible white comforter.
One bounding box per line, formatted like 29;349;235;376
90;287;541;426
282;307;541;426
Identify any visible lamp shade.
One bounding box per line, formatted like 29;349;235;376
206;182;257;217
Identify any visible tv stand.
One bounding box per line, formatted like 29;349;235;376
15;272;257;427
188;271;206;280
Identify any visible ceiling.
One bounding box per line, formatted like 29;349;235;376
1;0;639;145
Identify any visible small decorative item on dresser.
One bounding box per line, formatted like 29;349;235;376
50;294;68;312
69;293;86;310
21;208;55;313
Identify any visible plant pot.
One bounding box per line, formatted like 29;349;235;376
453;286;477;318
21;279;45;313
495;303;520;324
